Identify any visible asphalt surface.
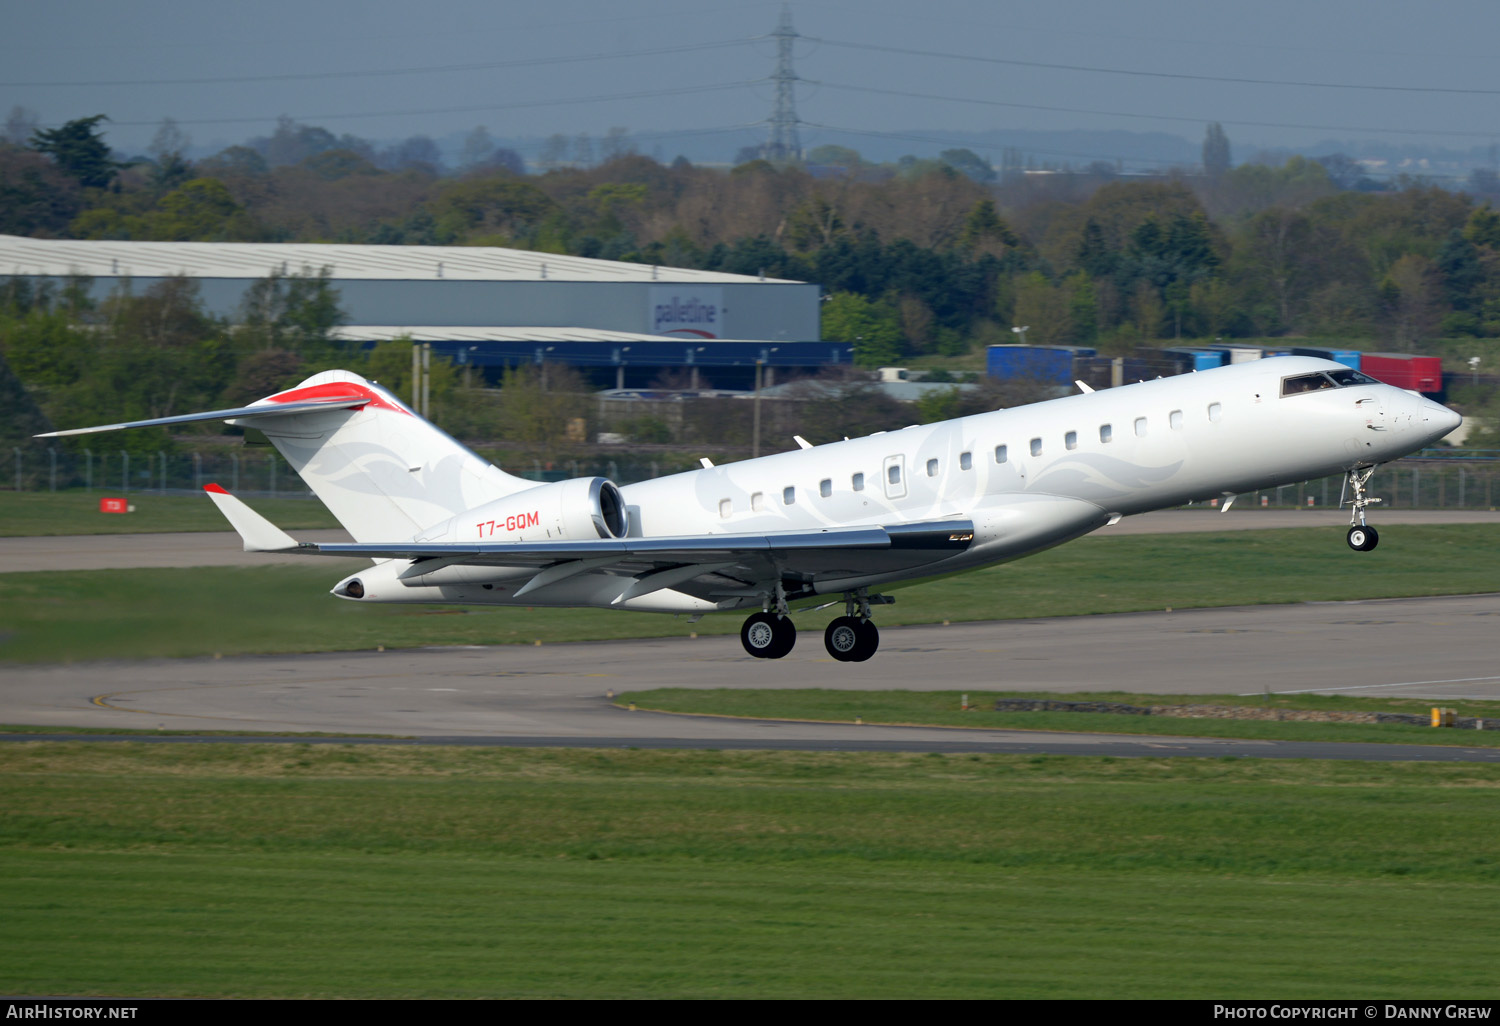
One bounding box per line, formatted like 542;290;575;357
3;509;1499;572
4;594;1499;761
3;509;1498;761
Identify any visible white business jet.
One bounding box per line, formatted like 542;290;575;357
40;356;1459;662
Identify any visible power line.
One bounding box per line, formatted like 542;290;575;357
806;36;1500;97
799;121;1181;169
1;38;754;89
815;81;1500;141
798;1;1500;65
72;81;759;130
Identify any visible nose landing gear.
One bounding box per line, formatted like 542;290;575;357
1342;466;1382;552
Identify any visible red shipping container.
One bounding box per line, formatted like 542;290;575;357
100;497;128;513
1361;353;1443;394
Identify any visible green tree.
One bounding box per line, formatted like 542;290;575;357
150;178;263;240
236;268;345;363
30;114;123;190
805;145;862;171
1012;272;1074;346
958;198;1018;257
939;148;995;183
495;362;592;451
428;176;557;244
1202;123;1231;178
1465;205;1500;249
820;292;903;367
0;146;82;236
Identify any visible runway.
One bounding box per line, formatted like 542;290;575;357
5;593;1498;762
3;509;1497;572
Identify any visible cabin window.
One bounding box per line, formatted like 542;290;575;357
852;472;865;492
1134;417;1148;437
888;464;902;485
820;478;832;498
718;499;731;519
1065;430;1078;450
926;458;939;477
1170;410;1184;431
1030;437;1043;457
751;491;764;512
1208;402;1222;422
1100;424;1113;443
995;444;1008;464
960;451;972;471
783;486;796;505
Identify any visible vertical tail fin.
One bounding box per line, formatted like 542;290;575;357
243;370;535;542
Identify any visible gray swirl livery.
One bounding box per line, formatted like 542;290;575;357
40;356;1460;662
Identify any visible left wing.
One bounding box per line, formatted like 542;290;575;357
200;484;974;597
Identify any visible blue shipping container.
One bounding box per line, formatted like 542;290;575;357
1164;347;1228;371
986;345;1080;384
1290;346;1361;370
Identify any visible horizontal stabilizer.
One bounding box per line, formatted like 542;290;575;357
34;396;370;438
202;484;302;552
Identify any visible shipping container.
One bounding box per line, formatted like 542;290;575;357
1164;347;1228;371
1202;343;1295;363
986;345;1095;384
1290;346;1362;370
1360;353;1443;394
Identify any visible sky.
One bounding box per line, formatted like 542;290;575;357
7;0;1500;167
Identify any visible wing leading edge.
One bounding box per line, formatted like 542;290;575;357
199;483;974;594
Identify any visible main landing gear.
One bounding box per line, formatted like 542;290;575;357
1343;466;1382;552
738;588;885;661
823;590;881;662
740;610;797;659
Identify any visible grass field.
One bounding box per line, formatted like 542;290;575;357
0;491;339;536
2;524;1497;663
4;743;1499;998
618;689;1500;748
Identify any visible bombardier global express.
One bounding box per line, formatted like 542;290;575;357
41;356;1460;662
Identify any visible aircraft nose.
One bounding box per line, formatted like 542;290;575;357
1418;399;1462;444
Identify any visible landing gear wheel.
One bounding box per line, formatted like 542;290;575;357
851;619;879;662
824;617;863;661
741;611;796;659
1347;525;1379;552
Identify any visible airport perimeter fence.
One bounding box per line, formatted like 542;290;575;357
3;445;686;498
7;444;1500;511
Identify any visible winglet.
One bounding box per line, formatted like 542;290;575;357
203;484;300;551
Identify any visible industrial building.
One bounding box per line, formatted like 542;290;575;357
0;235;841;388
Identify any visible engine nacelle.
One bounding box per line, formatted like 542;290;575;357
421;476;629;544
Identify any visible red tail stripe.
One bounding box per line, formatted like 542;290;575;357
264;381;405;414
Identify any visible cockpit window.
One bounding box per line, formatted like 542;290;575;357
1280;369;1378;396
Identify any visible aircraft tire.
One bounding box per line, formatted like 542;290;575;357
847;619;880;662
741;612;778;658
824;617;862;661
767;615;797;659
742;612;796;659
1347;525;1379;552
